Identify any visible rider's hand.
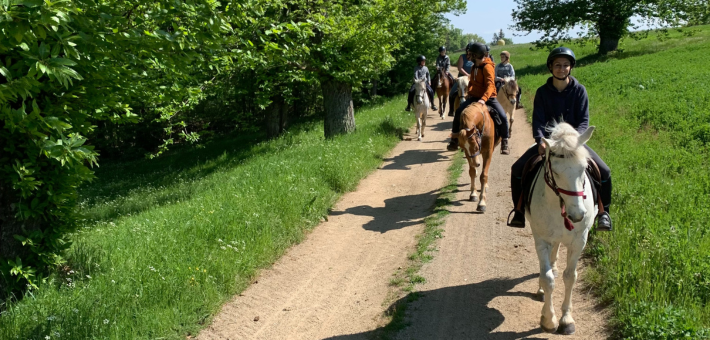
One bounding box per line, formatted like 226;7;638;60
477;99;486;106
538;142;546;155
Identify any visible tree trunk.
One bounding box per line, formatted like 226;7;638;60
599;35;620;55
265;96;288;138
370;79;378;97
322;79;356;138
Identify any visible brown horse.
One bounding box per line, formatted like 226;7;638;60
497;76;519;137
433;68;450;119
450;102;501;212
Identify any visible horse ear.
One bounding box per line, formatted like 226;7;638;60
578;126;595;146
542;138;552;158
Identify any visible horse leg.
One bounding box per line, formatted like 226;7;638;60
468;159;478;202
416;113;421;141
509;110;514;136
559;240;585;335
550;242;560;278
476;150;492;212
421;111;427;138
535;237;558;333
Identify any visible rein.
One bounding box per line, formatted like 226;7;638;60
543;152;587;231
463;104;486;159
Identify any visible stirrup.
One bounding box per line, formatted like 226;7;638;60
507;210;525;228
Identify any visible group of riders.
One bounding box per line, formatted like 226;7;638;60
406;42;613;232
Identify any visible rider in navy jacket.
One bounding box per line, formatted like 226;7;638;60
532;76;589;144
508;47;613;231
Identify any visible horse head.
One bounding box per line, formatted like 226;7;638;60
414;79;427;105
451;103;486;167
502;77;518;106
542;123;595;222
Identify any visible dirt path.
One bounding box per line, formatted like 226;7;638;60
391;107;609;339
198;105;455;339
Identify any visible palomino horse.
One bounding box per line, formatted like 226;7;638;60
497;76;518;136
452;76;469;113
433;68;450;119
528;123;596;335
450;102;500;211
413;79;429;141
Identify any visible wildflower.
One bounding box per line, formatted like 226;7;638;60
104;319;109;324
149;266;156;272
72;309;79;313
196;267;199;270
111;280;116;284
86;275;92;279
45;336;50;340
220;246;226;250
218;239;223;243
203;269;206;273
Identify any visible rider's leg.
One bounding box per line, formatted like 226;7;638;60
426;83;437;110
448;83;458;117
516;85;524;109
584;145;612;230
487;98;510;154
406;85;415;111
508;145;539;227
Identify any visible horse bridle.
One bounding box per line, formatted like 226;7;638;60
543;151;587;231
462;105;486;159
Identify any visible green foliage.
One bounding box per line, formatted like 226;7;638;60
0;97;412;339
444;25;485;52
505;25;710;338
511;0;695;54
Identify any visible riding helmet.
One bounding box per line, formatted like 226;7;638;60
468;42;487;58
546;47;576;69
439;46;446;52
485;44;490;52
416;55;426;63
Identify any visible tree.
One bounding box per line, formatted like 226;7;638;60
491;29;506;45
511;0;694;54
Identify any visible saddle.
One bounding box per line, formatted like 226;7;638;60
486;105;504;138
515;154;605;214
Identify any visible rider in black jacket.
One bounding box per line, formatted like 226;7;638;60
508;47;613;231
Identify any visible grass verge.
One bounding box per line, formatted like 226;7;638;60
378;151;466;338
0;96;411;339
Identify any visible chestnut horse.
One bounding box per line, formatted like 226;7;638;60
433;68;450;119
450;102;500;212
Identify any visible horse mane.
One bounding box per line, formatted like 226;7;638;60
546;122;589;165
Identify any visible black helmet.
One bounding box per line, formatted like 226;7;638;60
485;44;490;52
416;55;426;63
465;41;475;52
469;42;487;58
438;46;446;52
547;47;576;69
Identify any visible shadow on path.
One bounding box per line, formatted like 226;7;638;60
330;190;439;233
324;274;543;340
380;150;449;170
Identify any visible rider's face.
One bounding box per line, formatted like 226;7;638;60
420;60;426;66
551;58;571;78
440;51;446;56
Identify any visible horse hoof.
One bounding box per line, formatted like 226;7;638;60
559;323;576;335
470;195;478;202
417;137;422;141
541;324;558;334
477;205;486;212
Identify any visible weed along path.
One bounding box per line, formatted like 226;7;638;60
198;106;456;339
392;107;609;339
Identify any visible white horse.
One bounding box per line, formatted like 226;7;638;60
497;76;518;136
413;79;429;141
527;122;596;335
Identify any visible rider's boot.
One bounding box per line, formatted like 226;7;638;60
446;138;459;151
507;175;526;227
448;94;456;117
596;212;612;231
501;138;510;155
431;104;438;111
405;105;411;112
596;179;613;231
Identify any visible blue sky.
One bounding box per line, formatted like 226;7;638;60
444;0;550;44
446;1;659;44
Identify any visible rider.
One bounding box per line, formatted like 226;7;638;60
435;46;455;85
406;55;437;112
495;51;523;109
447;42;510;155
485;44;495;63
447;42;476;117
507;47;613;231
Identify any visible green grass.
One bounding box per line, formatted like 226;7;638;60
494;25;710;339
379;151;466;339
0;97;412;339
